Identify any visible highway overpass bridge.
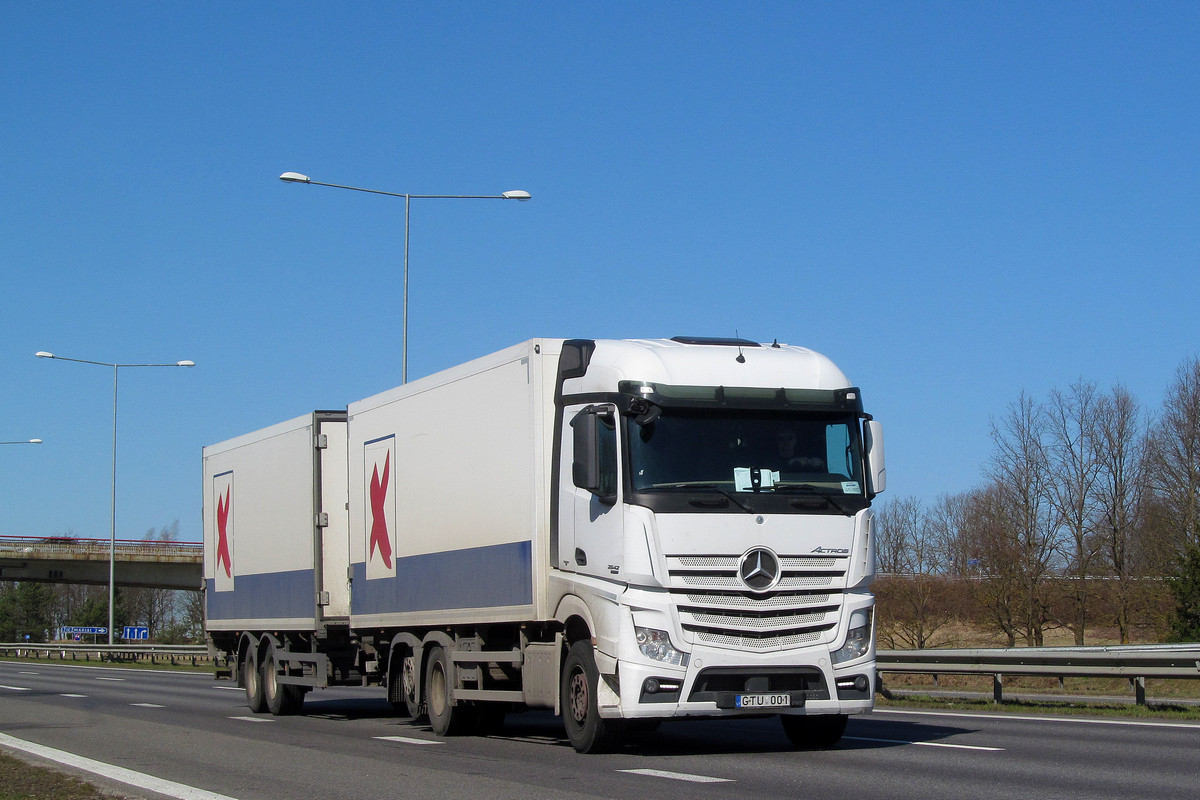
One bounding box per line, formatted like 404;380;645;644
0;536;202;591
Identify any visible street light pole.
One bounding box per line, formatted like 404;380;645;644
279;172;531;384
35;352;194;645
0;439;42;445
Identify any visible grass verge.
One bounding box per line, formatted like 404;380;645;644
0;751;116;800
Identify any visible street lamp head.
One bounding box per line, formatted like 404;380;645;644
279;172;312;184
177;361;196;367
502;190;532;201
29;439;42;444
35;351;55;359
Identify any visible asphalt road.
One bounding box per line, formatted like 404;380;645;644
1;659;1198;800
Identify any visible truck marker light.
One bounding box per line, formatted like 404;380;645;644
369;452;393;568
216;487;233;578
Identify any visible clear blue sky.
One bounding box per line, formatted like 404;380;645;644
3;3;1197;543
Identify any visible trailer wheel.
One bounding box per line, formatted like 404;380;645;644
561;640;623;753
387;650;419;718
401;652;424;719
780;713;847;749
242;651;266;713
262;644;304;716
424;645;477;736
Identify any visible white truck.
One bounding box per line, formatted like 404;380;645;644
203;336;885;752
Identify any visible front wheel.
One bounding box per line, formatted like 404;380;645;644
561;640;623;753
780;713;847;749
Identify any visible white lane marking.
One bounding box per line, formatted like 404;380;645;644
873;708;1200;731
374;735;445;746
844;735;1004;752
618;768;734;783
213;686;244;692
0;684;32;691
0;731;239;800
60;693;87;698
96;677;125;681
19;671;39;675
228;716;273;723
132;703;166;708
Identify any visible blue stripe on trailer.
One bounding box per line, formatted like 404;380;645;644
351;540;533;616
205;568;315;622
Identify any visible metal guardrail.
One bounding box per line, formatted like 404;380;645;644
877;644;1200;705
0;642;213;667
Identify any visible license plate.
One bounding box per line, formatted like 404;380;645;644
735;693;791;708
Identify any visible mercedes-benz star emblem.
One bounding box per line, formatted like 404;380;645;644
739;548;781;592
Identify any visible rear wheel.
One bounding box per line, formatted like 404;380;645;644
262;644;304;716
242;650;266;713
425;645;478;736
387;654;412;717
561;640;623;753
780;714;847;749
401;652;424;719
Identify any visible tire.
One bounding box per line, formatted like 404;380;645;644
424;645;478;736
561;640;623;753
401;651;424;719
242;650;266;713
387;654;412;717
780;713;847;749
262;644;304;716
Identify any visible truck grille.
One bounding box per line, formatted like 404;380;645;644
667;553;848;652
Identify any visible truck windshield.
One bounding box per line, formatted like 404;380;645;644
627;409;864;495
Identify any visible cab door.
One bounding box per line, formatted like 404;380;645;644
559;404;625;581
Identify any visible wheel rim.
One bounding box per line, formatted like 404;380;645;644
245;658;257;695
402;656;416;702
265;654;277;699
568;666;589;725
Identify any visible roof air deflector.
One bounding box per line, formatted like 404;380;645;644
670;336;762;347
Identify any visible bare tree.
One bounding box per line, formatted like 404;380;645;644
874;497;957;648
988;393;1057;645
1045;381;1102;644
960;482;1023;646
1092;385;1148;642
1147;357;1200;554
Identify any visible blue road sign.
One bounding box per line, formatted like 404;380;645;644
61;626;107;635
122;626;150;640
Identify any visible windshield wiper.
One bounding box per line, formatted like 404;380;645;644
773;483;853;516
657;482;755;514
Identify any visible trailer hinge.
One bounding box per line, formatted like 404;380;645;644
316;590;330;606
315;512;329;527
315;433;328;449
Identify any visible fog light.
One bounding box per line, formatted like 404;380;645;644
645;678;661;694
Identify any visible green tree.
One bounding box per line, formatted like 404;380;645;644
0;583;56;642
1167;545;1200;642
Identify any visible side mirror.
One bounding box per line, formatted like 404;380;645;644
864;420;886;496
571;406;617;502
571;408;601;492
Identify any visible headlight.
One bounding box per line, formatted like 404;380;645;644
831;609;873;664
635;626;689;667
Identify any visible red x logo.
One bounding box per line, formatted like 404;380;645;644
216;485;232;579
369;452;393;569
